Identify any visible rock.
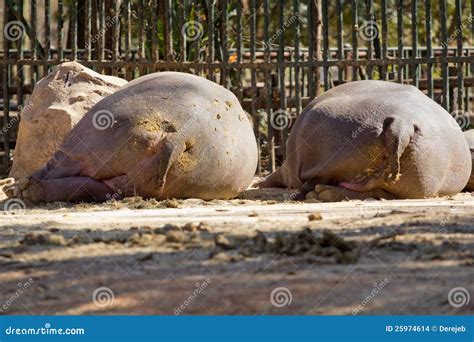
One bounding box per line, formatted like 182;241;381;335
214;234;235;250
165;230;187;243
10;62;127;179
183;222;198;232
21;232;68;246
308;213;322;221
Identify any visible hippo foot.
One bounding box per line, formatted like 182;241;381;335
3;177;44;204
306;184;395;202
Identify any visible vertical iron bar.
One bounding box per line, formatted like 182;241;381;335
278;0;287;159
71;0;78;60
152;0;158;64
294;0;301;115
264;0;275;172
58;0;64;60
336;0;343;83
112;0;120;76
440;0;449;110
125;0;132;79
381;0;388;80
30;0;37;86
207;0;215;82
221;0;228;86
3;0;10;166
365;0;374;78
85;0;92;61
351;0;358;81
425;0;433;98
44;0;51;75
308;0;315;98
236;0;243;103
411;0;418;87
322;0;329;89
396;0;403;83
455;0;464;113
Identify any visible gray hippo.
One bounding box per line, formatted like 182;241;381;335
6;72;258;203
259;80;472;201
464;129;474;191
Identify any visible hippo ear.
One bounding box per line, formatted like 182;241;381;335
154;137;185;192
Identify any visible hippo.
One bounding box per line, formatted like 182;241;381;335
464;129;474;191
259;80;472;201
6;72;258;203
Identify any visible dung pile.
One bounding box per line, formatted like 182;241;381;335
212;228;361;264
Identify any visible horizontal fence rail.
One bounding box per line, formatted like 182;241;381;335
1;0;473;175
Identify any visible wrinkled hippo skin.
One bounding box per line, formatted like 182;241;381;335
464;129;474;191
259;81;472;201
9;62;127;180
6;72;258;203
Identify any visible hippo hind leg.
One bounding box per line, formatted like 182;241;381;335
15;176;117;203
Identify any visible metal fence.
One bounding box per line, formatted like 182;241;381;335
1;0;474;175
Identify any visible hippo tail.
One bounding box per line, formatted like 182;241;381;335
153;137;185;193
382;116;416;183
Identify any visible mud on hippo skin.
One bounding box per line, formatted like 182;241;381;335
259;80;472;201
6;72;258;203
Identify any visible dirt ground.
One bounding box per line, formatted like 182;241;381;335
0;187;473;315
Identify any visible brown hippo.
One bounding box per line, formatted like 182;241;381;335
6;72;258;203
259;81;472;201
464;129;474;192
